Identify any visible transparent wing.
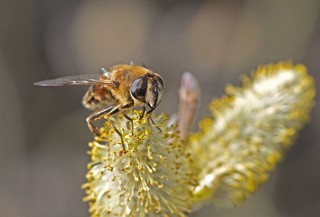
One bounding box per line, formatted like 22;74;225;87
33;74;113;87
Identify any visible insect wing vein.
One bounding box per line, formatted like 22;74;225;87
34;74;113;86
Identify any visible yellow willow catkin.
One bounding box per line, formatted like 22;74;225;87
189;62;315;208
83;111;195;217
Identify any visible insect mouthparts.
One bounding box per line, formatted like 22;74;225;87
34;64;165;152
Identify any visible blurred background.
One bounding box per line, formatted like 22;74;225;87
0;0;319;216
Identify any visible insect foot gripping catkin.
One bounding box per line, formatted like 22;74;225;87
189;62;315;209
83;110;196;217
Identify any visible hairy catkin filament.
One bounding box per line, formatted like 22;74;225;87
189;62;315;208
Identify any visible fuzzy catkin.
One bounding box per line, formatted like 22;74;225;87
189;62;315;208
83;112;195;217
83;62;315;216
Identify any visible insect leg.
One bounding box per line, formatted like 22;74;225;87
146;108;162;132
86;106;118;136
119;111;133;135
87;102;139;153
140;105;146;119
109;120;126;153
119;103;134;135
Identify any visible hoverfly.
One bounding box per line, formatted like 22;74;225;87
34;64;164;152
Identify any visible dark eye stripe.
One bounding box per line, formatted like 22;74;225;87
153;88;158;106
156;74;164;88
152;79;163;90
152;80;158;87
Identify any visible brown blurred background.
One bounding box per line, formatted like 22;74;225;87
0;0;319;216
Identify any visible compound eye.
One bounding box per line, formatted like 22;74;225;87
131;76;147;103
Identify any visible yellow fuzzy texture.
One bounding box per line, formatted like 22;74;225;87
83;62;315;216
189;62;315;208
83;111;195;217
